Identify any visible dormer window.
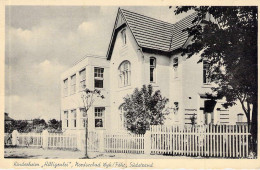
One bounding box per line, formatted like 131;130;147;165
150;57;156;83
121;29;126;45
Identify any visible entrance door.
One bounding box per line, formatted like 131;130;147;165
204;100;217;124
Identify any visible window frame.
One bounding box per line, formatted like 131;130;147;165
203;61;210;84
121;28;126;45
118;61;131;87
94;67;104;89
64;111;69;128
63;78;68;97
237;113;243;123
70;74;76;95
150;57;156;83
80;108;87;128
79;68;86;91
119;108;126;129
71;109;77;128
94;107;105;129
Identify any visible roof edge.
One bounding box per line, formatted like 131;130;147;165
106;8;141;60
106;8;121;60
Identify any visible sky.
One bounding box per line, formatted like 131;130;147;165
5;6;192;121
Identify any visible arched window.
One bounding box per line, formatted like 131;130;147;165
150;57;156;83
121;29;126;45
119;61;131;87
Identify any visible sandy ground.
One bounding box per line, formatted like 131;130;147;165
5;147;85;159
4;147;195;159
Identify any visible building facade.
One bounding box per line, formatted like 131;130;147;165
61;8;247;133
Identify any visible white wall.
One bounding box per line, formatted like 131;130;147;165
60;56;110;132
109;21;144;130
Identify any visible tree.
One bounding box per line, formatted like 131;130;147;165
173;6;257;152
81;88;104;158
48;119;61;132
119;84;169;134
14;120;30;133
32;118;47;132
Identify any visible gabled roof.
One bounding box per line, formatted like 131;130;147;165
106;8;197;60
121;9;174;52
170;12;198;51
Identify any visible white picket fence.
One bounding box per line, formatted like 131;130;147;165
47;133;77;150
150;125;250;158
7;124;251;158
104;132;145;154
10;130;98;151
16;133;43;147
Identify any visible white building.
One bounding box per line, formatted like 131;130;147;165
61;8;247;133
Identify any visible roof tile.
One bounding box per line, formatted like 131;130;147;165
120;8;197;52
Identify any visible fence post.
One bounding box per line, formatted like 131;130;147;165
99;130;105;153
144;130;151;155
12;130;18;146
42;130;49;149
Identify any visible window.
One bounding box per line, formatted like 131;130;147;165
64;111;68;127
71;109;77;128
120;108;126;129
203;61;210;84
79;69;86;90
71;74;76;94
237;113;243;123
173;57;178;78
63;79;68;97
150;57;156;83
94;107;105;128
121;29;126;45
80;108;87;128
173;102;179;115
119;61;131;87
94;67;104;88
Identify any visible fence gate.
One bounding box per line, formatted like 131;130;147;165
87;131;100;152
